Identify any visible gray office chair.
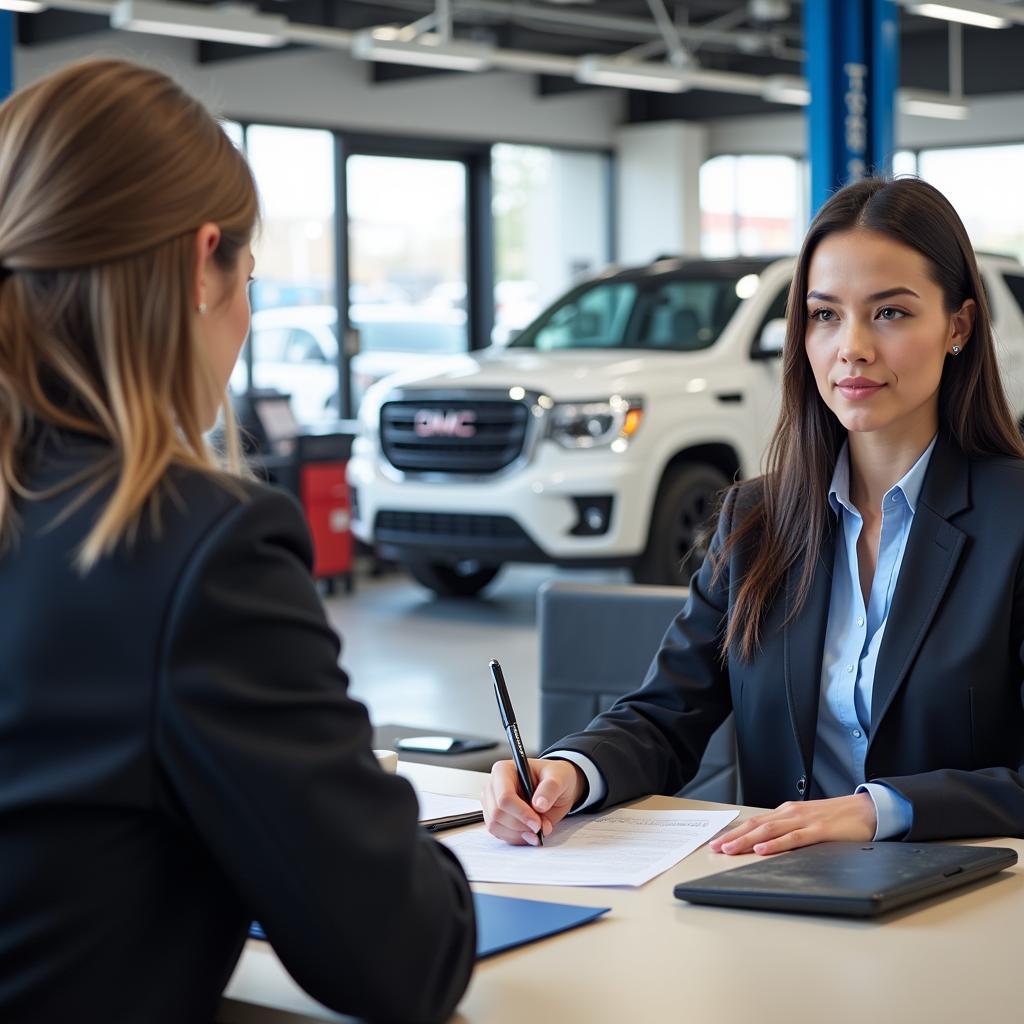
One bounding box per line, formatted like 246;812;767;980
538;580;738;803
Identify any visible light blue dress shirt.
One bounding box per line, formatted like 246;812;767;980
551;437;936;841
813;437;936;838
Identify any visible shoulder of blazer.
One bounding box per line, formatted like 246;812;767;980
921;435;1024;522
161;464;291;522
158;465;309;558
965;452;1024;498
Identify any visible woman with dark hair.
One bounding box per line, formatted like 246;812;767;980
0;60;474;1023
483;175;1024;854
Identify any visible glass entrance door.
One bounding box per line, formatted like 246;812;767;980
346;154;469;412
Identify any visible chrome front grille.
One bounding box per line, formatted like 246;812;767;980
379;399;529;474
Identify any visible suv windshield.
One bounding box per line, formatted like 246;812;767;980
510;275;747;352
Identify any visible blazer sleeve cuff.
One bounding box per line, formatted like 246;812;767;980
545;750;607;812
858;782;914;840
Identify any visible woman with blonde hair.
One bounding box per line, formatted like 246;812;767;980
0;59;474;1023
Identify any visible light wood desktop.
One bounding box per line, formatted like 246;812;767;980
218;762;1024;1024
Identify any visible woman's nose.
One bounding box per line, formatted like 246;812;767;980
838;322;874;363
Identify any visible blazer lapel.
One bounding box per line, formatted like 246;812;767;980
783;520;836;777
869;436;969;736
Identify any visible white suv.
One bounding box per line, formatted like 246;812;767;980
348;255;1024;596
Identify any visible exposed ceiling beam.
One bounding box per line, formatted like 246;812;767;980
22;0;1023;119
456;0;798;55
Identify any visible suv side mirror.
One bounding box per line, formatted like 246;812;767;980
754;318;786;359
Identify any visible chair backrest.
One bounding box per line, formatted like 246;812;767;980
538;580;737;803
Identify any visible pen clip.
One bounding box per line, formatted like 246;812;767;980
489;658;513;731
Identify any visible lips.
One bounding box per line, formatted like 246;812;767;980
835;377;885;400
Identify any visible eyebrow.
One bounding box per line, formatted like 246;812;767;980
806;287;921;303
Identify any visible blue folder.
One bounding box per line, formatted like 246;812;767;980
472;892;609;958
249;893;609;959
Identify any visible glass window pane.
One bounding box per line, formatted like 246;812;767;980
516;282;635;351
893;149;917;177
734;156;801;255
631;280;743;351
244;125;337;426
347;155;468;410
513;274;746;353
700;155;738;257
918;145;1024;262
491;144;611;345
221;119;244;151
702;156;802;257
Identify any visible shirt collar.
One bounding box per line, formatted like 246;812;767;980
828;434;938;517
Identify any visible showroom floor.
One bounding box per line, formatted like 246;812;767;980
320;563;631;753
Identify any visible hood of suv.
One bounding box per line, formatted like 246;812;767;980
372;346;713;400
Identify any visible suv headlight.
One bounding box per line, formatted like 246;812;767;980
548;396;644;450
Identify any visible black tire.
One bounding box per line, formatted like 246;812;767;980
407;560;502;598
633;463;730;586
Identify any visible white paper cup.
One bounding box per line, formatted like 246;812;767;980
374;748;399;773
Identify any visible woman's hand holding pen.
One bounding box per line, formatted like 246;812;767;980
482;758;585;846
709;793;876;856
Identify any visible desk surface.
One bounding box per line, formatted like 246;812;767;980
218;762;1024;1024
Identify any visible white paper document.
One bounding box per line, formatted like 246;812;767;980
416;790;483;823
442;807;739;887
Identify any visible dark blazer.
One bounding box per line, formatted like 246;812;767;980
0;429;475;1024
554;434;1024;842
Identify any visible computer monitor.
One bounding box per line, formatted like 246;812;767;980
252;395;298;456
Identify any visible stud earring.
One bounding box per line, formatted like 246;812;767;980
951;345;961;355
197;302;208;316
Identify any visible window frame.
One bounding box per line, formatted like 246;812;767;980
226;117;613;417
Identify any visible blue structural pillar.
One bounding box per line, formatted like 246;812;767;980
0;13;12;100
805;0;899;215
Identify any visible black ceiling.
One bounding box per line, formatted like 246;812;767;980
16;1;1024;120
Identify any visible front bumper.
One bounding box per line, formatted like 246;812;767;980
347;436;653;564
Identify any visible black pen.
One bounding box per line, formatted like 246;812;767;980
489;658;543;846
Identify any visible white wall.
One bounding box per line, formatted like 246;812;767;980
14;32;623;148
616;121;707;263
896;92;1024;150
521;150;610;305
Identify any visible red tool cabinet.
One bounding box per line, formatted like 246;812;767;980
296;429;356;594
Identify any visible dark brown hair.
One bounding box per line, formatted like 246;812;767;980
720;176;1024;660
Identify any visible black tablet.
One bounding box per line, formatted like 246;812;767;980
673;841;1018;917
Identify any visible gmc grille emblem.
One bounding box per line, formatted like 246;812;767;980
413;409;478;439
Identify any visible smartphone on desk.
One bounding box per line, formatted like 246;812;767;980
396;735;498;755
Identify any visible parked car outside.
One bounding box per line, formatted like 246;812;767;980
230;303;466;423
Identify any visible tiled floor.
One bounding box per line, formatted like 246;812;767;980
320;562;631;752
